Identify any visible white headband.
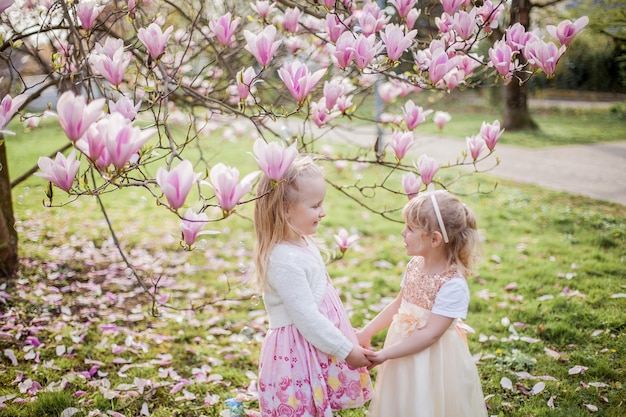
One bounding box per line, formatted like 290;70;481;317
428;186;449;243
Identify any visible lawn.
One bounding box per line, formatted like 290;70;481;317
0;103;625;416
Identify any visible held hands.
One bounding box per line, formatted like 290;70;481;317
345;345;375;369
355;329;386;369
364;349;387;370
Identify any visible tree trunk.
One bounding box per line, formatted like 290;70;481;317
503;78;538;130
0;138;18;278
503;0;539;131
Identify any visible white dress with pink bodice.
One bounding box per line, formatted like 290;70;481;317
367;257;488;417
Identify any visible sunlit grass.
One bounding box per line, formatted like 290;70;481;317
2;107;625;416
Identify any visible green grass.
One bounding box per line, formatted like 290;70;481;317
1;105;625;416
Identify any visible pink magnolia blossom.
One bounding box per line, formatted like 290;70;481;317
505;23;533;52
458;54;482;76
180;208;212;248
325;14;349;43
350;34;382;69
524;39;566;77
156;159;202;210
390;0;418;18
236;66;260;101
380;24;417;61
322;79;346;109
415;154;439;185
440;0;464;15
433;111;451;130
489;39;516;79
277;61;326;104
0;0;14;14
378;82;403;103
137;22;173;59
311;98;340;127
476;0;503;33
479;120;504;150
389;130;414;160
209;163;258;214
450;9;477;40
334;228;359;254
35;150;80;192
56;91;105;142
403;100;433;131
252;138;299;181
435;13;453;34
109;96;141;120
402;171;423;199
243;25;282;67
76;1;104;30
335;95;353;113
356;2;389;36
94;36;123;59
251;0;276;21
332;32;355;69
406;8;421;29
89;42;130;86
443;67;464;90
76;121;108;168
102;113;156;170
547;16;589;46
428;48;453;85
209;12;240;47
282;7;301;34
0;92;27;130
466;135;486;160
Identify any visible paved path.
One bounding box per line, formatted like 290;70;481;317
279;121;626;207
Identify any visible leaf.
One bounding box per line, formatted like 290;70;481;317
500;377;513;390
584;404;599;412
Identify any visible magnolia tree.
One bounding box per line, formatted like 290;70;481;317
0;0;587;286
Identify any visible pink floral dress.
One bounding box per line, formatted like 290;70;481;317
258;245;372;416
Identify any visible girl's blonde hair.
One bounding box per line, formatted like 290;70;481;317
253;155;323;289
402;192;481;277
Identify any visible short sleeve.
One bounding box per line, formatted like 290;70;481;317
431;278;469;319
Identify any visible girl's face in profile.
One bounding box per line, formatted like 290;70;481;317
401;223;432;257
286;174;327;237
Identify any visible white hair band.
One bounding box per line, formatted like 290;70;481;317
430;192;449;243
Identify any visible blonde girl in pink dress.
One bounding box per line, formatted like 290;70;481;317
357;190;487;417
253;156;373;417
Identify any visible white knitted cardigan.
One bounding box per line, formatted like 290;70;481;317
263;242;354;360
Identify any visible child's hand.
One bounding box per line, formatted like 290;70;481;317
345;345;373;369
355;329;371;349
364;349;387;370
